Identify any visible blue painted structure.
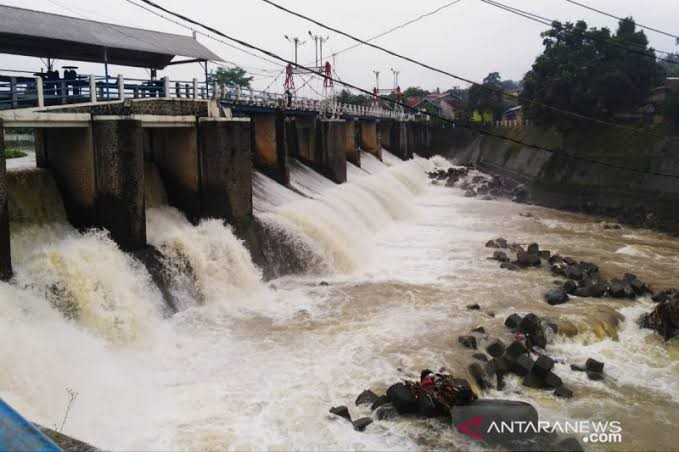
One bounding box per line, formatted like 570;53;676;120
0;399;61;452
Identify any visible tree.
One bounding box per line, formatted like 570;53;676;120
211;66;253;88
466;72;506;120
521;18;664;127
335;89;371;106
402;86;430;98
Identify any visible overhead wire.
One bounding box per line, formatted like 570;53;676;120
130;0;679;181
258;0;677;140
563;0;679;41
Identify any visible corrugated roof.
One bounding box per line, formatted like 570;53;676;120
0;5;222;68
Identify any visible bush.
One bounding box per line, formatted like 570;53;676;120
4;148;28;159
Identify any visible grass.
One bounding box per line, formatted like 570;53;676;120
4;147;28;159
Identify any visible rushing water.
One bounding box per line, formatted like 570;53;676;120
1;151;678;450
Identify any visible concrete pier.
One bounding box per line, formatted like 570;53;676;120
251;112;289;185
92;118;146;251
0;121;12;280
147;126;201;223
288;117;347;184
390;121;411;160
342;120;360;167
359;119;381;160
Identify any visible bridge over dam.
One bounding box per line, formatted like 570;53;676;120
0;96;432;283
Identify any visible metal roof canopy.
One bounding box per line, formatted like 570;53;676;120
0;5;222;69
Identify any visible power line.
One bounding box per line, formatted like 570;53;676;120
563;0;679;41
258;0;676;141
131;0;679;181
480;0;678;62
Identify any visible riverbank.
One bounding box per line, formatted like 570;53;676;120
429;124;679;235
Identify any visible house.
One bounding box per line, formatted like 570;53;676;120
406;91;464;119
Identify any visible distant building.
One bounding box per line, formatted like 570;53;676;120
406;91;464;119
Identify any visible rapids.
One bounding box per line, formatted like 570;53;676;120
1;150;678;450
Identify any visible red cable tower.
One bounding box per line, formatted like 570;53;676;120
323;61;333;88
284;63;295;91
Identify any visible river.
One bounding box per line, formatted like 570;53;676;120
1;151;677;450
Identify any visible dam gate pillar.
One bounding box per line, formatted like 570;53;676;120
251;111;289;185
359;119;381;160
0;122;11;280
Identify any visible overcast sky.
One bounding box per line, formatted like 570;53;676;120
1;0;677;97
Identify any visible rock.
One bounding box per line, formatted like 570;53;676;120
603;223;622;230
512;185;529;203
624;273;649;296
511;354;534;376
519;212;534;218
466;303;481;310
526;243;540;254
639;297;679;340
386;383;418;414
451;400;539;447
652;289;679;303
564;265;584;281
522;373;544;389
486;339;506;358
329;406;352;422
468;362;493;390
587;370;604;381
458;335;478;349
526;330;547;349
319;281;330;286
585;358;604;373
495;238;508;248
554;386;573;399
448;378;477;405
505;340;528;359
485;240;498;248
538;250;551;259
471;326;486;334
352;417;373;431
504;313;522;330
517;250;541;267
532;355;554;378
472;353;489;362
491;251;510;262
543;371;563;388
563;257;577;266
575;279;608;298
487;311;496;318
464;189;477;198
370;395;389;411
563;280;578;295
518;313;542;335
570;364;586;372
374;403;398;420
416;393;444;418
35;425;98;452
557;437;584;452
609;278;635;299
509;243;525;253
545;287;569;305
355;390;378;407
549;254;564;265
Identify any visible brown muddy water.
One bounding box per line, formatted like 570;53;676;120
1;152;677;451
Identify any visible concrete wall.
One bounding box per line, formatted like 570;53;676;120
35;127;96;228
390;121;410;160
0;122;12;280
360;119;381;160
287;117;347;183
251;112;289;185
92;118;146;251
46;98;210;117
147;127;201;223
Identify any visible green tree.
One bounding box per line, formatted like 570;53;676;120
521;18;664;127
335;89;371;106
402;86;430;98
466;72;505;120
211;66;253;88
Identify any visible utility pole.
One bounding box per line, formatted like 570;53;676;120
308;31;330;66
284;35;306;64
390;68;400;90
373;70;380;91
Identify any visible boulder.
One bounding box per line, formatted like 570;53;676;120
471;327;486;334
575;279;608;298
370;395;389;411
417;394;444;418
532;355;554;378
386;383;418;414
505;340;528;359
491;251;510;262
485;240;498;248
639;297;679;340
495;238;508;249
517;250;541;267
563;280;578;295
486;339;506;358
464;189;477;198
472;353;489;362
609;278;635;299
352;417;373;431
564;266;584;281
526;243;540;254
652;289;679;304
554;386;573;399
504;313;523;330
570;364;586;372
526;330;547;349
374;403;398;421
543;372;563;388
355;390;379;407
467;303;481;310
468;362;493;390
545;287;569;305
585;358;604;373
624;273;650;296
522;373;545;389
329;406;352;422
587;370;604;381
518;313;542;336
511;354;534;376
538;250;551;260
459;335;478;349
